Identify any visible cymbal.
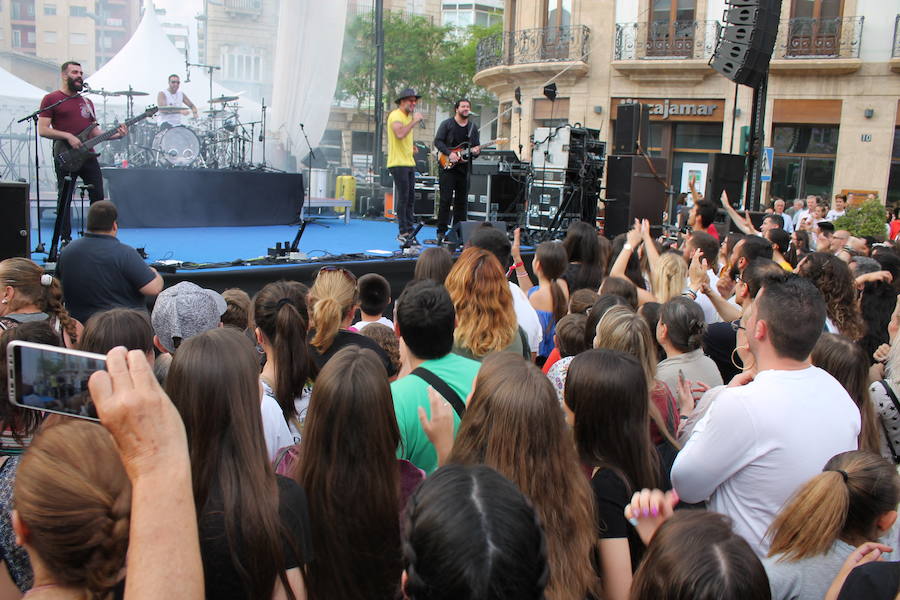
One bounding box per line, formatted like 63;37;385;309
157;106;189;113
87;89;122;97
114;90;149;96
203;109;225;115
209;95;239;104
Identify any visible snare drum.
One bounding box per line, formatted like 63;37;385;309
152;125;201;167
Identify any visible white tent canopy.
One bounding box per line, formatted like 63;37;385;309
86;0;261;126
0;65;54;184
0;66;49;101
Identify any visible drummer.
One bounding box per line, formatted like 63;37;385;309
157;74;198;127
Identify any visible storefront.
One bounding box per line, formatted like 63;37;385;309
769;99;841;201
610;97;726;192
888;102;900;208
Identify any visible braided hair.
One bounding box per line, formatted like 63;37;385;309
14;420;130;599
0;258;78;345
402;464;548;600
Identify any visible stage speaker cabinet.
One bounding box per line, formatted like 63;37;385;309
414;184;436;217
455;220;508;246
603;155;668;239
466;173;523;222
709;0;782;88
705;153;746;207
0;181;30;260
614;103;650;155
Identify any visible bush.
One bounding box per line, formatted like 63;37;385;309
832;199;886;238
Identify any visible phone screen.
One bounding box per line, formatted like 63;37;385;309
8;342;105;421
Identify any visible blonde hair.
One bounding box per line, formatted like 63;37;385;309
650;253;688;303
15;420;130;599
0;258;77;344
594;305;679;448
445;247;516;358
309;269;359;353
768;451;900;561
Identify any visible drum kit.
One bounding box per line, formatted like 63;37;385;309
89;87;261;170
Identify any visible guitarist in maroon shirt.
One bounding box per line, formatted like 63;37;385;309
38;61;127;244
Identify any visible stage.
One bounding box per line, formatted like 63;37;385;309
30;215;533;298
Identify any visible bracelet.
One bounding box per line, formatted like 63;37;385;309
513;261;524;270
683;289;697;300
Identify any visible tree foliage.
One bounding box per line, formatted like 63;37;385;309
832;198;888;238
336;11;498;112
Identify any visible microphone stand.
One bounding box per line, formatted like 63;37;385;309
300;122;315;214
18;92;86;255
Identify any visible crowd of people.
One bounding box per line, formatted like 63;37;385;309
1;194;900;599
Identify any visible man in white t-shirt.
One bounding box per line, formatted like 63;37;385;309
156;74;198;127
826;194;847;221
672;276;859;557
792;195;819;230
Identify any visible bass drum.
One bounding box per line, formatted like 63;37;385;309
152;125;200;167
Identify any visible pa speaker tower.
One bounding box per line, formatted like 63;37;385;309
709;0;782;88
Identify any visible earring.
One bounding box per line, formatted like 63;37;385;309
731;346;756;372
1;299;6;304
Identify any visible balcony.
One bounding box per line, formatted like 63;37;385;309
474;25;590;89
612;20;720;83
769;16;864;75
224;0;263;17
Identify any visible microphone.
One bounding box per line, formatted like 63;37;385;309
81;81;91;90
299;123;305;129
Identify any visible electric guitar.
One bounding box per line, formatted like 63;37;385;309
436;137;508;170
52;105;159;172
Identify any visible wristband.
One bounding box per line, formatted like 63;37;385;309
623;242;633;252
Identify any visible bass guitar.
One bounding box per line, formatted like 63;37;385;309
52;105;159;172
436;137;508;170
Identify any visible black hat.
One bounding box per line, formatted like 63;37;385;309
395;88;421;105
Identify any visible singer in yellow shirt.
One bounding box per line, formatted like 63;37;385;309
387;88;423;247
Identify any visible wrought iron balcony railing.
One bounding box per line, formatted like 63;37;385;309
776;16;863;59
893;15;900;58
614;20;721;61
224;0;263;13
475;25;590;72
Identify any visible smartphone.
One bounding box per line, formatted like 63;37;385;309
7;340;106;421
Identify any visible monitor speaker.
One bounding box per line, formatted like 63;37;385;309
614;103;650;155
705;153;746;206
454;220;508;246
0;181;30;260
603;155;668;239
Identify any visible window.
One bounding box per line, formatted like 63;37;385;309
43;30;56;43
43;3;56;15
770;124;839;200
25;30;34;43
69;5;88;17
221;46;263;83
12;29;20;47
787;0;843;57
887;128;900;207
647;0;696;57
70;32;88;45
545;0;571;28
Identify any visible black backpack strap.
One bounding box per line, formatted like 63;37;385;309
411;367;466;419
878;380;900;464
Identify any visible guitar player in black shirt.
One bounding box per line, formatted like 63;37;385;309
433;99;480;245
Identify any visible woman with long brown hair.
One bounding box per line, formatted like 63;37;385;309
564;349;660;600
763;451;900;600
294;345;418;599
308;267;396;376
13;419;130;600
254;281;316;440
796;252;866;340
527;241;569;360
446;352;598;600
166;327;311;600
811;333;881;455
0;258;80;347
445;247;525;360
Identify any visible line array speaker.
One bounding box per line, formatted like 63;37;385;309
709;0;782;88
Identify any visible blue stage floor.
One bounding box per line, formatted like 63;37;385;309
30;217;441;269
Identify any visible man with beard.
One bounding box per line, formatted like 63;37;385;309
38;61;126;243
433;99;480;245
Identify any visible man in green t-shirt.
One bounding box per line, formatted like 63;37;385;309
387;88;424;248
391;280;480;473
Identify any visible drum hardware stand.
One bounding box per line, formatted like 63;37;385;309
18;91;84;255
259;98;269;169
76;184;92;237
186;60;220;110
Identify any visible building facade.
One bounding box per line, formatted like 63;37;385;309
474;0;900;205
200;0;278;103
0;0;138;90
442;0;503;29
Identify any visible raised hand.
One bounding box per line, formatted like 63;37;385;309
624;488;679;546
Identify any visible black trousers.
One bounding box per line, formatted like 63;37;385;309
390;166;416;235
437;166;468;235
54;155;104;241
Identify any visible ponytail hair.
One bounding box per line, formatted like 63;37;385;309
253;281;315;422
15;420;130;599
659;296;707;353
309;268;359;353
535;242;567;326
0;258;77;345
767;450;900;561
